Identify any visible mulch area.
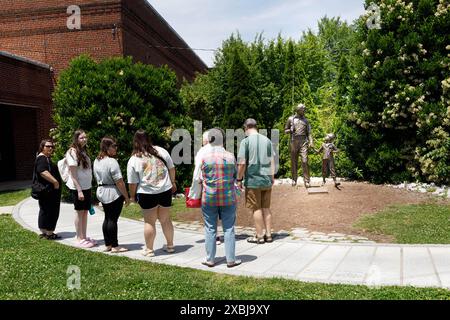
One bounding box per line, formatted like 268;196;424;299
176;181;448;243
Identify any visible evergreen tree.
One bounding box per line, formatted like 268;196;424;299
222;48;260;129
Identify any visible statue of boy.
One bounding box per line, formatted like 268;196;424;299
316;133;340;188
284;103;313;187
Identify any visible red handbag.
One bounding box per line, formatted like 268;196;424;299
185;187;202;208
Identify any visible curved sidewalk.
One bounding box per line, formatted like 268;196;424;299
13;197;450;289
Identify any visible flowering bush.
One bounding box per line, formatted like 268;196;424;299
342;0;450;184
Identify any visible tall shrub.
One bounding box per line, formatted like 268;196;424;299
343;0;450;184
52;55;191;192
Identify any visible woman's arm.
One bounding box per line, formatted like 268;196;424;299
128;183;137;203
69;166;84;200
115;178;130;205
40;171;59;189
169;167;176;193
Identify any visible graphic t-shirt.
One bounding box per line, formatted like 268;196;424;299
127;146;174;194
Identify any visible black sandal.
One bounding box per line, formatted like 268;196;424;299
247;236;265;244
227;260;242;268
46;233;61;240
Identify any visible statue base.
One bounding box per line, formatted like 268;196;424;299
306;186;328;194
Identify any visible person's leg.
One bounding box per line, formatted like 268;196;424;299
81;210;88;239
142;207;158;251
48;190;62;235
111;197;124;248
252;209;265;238
216;212;222;244
322;159;328;185
261;188;273;240
262;208;272;236
82;189;92;240
300;138;310;186
79;210;88;240
74;211;83;240
38;196;51;236
201;205;218;263
102;208;111;248
246;189;265;241
102;199;119;248
157;206;174;248
329;158;340;187
290;139;300;185
220;204;237;263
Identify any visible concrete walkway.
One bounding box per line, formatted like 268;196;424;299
13;197;450;289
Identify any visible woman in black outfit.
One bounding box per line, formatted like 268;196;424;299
35;139;62;240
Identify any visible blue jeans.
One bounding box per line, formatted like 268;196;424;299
202;204;236;263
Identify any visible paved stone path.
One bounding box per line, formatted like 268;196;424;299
172;221;376;244
13;197;450;289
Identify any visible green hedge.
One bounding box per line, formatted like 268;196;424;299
51;55;193;200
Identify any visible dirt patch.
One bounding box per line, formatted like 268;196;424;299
176;181;448;243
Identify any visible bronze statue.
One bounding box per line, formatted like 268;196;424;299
316;133;340;188
284;103;313;187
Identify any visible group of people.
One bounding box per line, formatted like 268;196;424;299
189;118;276;267
33;119;277;268
34;129;176;256
33;103;339;268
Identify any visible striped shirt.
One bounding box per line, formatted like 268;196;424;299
195;146;237;207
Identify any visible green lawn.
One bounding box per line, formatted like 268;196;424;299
1;215;450;300
0;188;31;207
354;204;450;244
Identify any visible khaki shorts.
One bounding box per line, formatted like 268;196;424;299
245;187;272;211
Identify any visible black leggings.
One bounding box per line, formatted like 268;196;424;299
38;189;61;231
102;196;124;247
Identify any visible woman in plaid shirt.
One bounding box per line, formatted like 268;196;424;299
193;128;242;268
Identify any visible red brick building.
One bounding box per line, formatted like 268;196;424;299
0;0;207;181
0;52;54;180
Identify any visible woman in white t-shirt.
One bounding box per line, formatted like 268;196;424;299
127;129;176;257
66;129;95;248
93;137;130;253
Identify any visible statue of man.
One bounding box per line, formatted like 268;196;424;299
284;103;313;187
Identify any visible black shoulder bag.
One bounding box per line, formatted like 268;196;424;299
31;156;52;200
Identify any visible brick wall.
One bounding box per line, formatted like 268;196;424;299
0;0;206;78
0;0;123;76
0;0;207;180
0;53;53;180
